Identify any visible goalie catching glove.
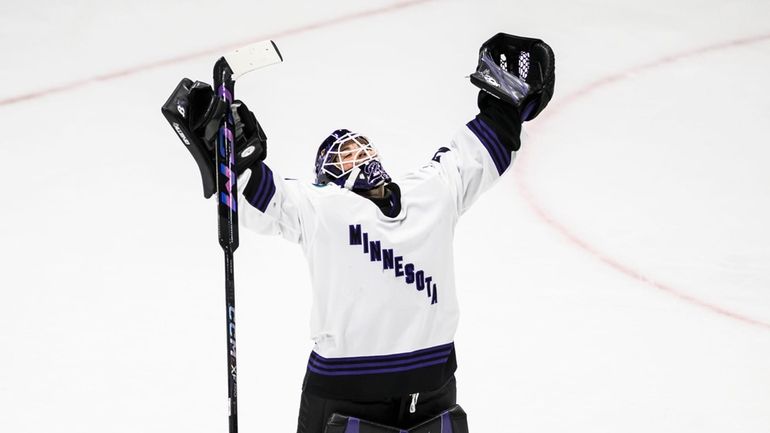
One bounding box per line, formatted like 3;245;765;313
470;33;555;152
470;33;555;121
161;78;267;198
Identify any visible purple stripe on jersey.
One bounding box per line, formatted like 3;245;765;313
307;357;450;376
248;164;269;208
258;181;276;212
468;119;505;167
475;118;511;167
311;342;454;363
473;118;510;171
309;349;452;370
255;167;275;211
471;118;511;172
467;120;505;175
441;411;452;433
217;84;233;102
245;163;276;213
344;417;359;433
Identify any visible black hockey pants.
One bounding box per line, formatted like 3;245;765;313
296;375;457;433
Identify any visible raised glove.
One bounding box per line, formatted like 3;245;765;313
471;33;555;121
161;78;267;198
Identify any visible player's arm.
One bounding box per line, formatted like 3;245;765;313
435;33;555;214
237;162;311;244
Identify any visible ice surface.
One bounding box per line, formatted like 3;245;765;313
1;1;769;432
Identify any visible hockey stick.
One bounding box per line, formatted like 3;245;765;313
212;40;282;433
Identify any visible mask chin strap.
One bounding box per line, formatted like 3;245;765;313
344;165;362;190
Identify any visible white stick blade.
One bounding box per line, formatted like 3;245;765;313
225;40;283;80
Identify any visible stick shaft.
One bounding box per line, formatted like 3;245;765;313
211;40;281;433
224;248;238;433
214;58;239;433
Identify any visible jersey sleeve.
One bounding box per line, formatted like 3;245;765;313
236;162;315;245
433;117;516;215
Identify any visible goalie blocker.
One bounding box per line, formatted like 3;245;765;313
161;78;268;198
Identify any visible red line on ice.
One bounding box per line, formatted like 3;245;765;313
6;1;767;330
0;0;433;107
516;32;770;331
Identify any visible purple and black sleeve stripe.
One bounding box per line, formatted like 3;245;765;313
307;342;454;376
466;118;512;175
243;162;276;213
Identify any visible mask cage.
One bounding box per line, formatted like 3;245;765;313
321;132;380;179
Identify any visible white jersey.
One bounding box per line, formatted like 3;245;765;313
237;118;515;398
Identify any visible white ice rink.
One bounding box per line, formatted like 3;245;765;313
1;1;769;432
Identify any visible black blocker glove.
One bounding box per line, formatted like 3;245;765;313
470;33;555;151
161;78;267;198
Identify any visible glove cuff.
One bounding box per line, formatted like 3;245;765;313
476;91;522;152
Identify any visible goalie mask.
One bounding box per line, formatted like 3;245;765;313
314;129;391;191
